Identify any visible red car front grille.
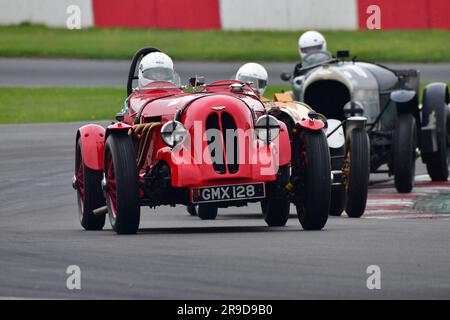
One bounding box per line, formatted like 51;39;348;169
205;112;239;174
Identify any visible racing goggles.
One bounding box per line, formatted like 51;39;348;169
142;67;175;82
301;44;324;55
238;75;267;91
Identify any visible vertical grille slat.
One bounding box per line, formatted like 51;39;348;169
221;113;239;174
206;113;226;174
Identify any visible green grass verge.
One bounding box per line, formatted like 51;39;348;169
264;86;290;98
0;87;125;124
1;25;450;62
0;84;448;124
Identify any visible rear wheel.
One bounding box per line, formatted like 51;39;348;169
393;113;417;193
426;136;449;181
344;129;370;218
261;165;290;227
294;130;331;230
422;85;450;181
329;185;345;217
104;134;140;234
197;204;218;220
75;139;106;231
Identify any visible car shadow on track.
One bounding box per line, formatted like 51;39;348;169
217;213;298;219
137;225;310;235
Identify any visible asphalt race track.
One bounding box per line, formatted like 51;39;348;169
0;122;449;299
1;58;450;87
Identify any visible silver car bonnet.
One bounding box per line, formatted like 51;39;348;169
301;63;381;124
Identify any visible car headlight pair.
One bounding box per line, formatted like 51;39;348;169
160;120;188;147
161;115;281;147
254;115;280;144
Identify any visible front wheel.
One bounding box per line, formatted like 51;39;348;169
294;130;331;230
344;129;370;218
104;134;140;234
261;165;291;227
75;139;106;231
393;113;417;193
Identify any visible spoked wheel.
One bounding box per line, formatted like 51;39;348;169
261;165;291;227
393;113;417;193
197;204;218;220
343;129;370;218
104;134;140;234
75;139;106;231
294;130;331;230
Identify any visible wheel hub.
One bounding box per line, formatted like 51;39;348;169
71;175;77;190
101;175;107;192
342;152;351;192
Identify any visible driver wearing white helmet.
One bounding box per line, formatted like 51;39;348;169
120;52;178;116
293;30;327;78
235;62;269;97
138;52;176;88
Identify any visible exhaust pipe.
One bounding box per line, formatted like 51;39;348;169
93;206;108;216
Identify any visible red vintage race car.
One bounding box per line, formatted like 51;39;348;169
72;48;331;234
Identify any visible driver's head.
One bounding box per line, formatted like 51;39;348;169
298;31;327;60
235;63;268;96
138;52;175;88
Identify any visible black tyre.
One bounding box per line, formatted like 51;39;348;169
187;205;197;216
294;130;331;230
104;134;140;234
261;165;291;227
393;113;417;193
344;129;370;218
329;185;345;216
329;146;345;217
197;204;218;220
422;84;450;181
75;139;106;231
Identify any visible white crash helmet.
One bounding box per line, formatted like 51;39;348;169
235;62;268;96
138;52;175;88
298;31;327;60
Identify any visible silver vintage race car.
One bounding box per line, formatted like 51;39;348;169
281;50;450;214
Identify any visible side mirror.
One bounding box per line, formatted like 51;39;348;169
189;76;205;87
337;50;350;60
230;83;245;93
115;112;125;122
280;72;292;82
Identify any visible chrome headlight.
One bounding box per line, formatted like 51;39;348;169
160;120;188;147
255;115;280;143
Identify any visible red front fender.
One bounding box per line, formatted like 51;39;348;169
276;121;291;166
76;124;106;171
298;119;325;131
105;122;133;139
